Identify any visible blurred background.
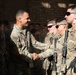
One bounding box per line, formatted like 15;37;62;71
0;0;76;25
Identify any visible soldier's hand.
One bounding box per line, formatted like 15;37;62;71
32;53;39;60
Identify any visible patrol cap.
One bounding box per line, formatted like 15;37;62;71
56;17;68;25
47;20;56;28
56;17;68;29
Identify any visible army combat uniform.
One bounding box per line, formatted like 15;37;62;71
42;29;59;75
10;24;49;75
66;27;76;75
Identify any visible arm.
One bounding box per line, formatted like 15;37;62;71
31;34;50;50
32;48;54;60
38;48;54;59
10;33;33;59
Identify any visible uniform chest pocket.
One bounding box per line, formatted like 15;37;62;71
20;35;27;48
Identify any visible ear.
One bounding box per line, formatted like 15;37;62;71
64;25;67;29
18;17;22;23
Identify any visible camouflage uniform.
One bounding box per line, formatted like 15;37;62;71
39;29;76;75
42;30;58;75
10;24;49;75
66;27;76;75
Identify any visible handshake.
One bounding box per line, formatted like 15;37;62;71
32;53;40;60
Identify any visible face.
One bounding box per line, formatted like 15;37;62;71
48;25;56;33
20;12;30;27
56;23;66;34
72;15;76;30
65;9;75;24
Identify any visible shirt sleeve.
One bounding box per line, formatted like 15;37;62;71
39;48;54;59
31;34;50;50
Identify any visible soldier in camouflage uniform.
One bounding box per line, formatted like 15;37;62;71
65;13;76;75
10;10;50;75
64;4;76;75
42;20;57;75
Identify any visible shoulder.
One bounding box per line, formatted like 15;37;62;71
68;27;73;32
10;26;20;42
11;29;19;39
45;32;51;38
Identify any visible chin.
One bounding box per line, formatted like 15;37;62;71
74;27;76;30
25;23;27;25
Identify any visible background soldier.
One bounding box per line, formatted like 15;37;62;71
64;4;76;75
42;20;57;75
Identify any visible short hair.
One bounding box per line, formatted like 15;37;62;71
56;17;68;27
68;5;76;14
56;17;66;23
16;10;26;19
68;4;76;10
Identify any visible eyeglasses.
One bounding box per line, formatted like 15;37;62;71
55;25;60;28
65;12;75;16
56;24;66;29
47;25;53;28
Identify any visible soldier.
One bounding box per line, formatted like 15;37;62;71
42;20;57;75
10;10;49;75
72;13;76;74
65;12;76;75
64;4;76;75
33;18;68;75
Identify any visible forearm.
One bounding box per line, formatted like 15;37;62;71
31;34;50;50
39;48;54;59
22;49;33;59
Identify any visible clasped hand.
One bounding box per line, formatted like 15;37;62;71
32;53;39;60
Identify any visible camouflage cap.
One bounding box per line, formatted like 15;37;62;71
47;20;56;26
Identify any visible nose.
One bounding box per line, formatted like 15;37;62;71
65;15;67;18
28;19;31;22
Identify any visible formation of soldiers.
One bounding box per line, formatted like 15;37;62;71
0;4;76;75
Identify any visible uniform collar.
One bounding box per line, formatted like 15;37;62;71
14;24;26;35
